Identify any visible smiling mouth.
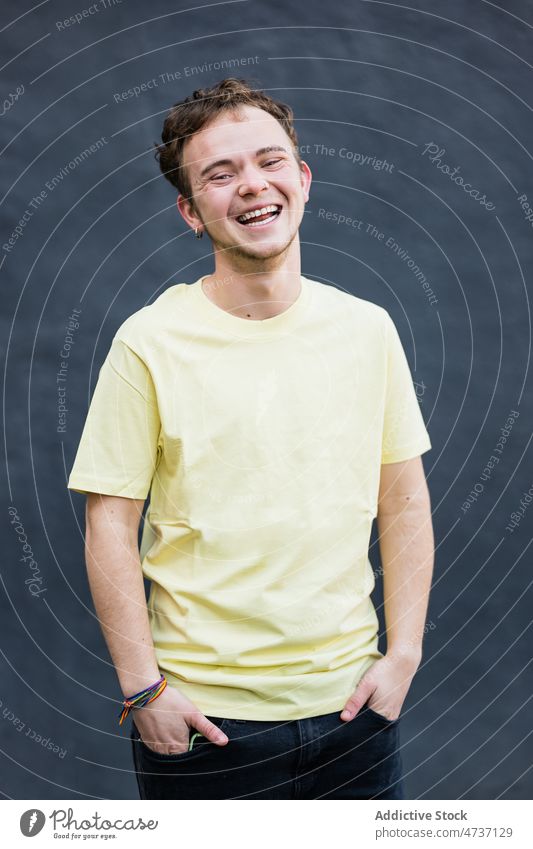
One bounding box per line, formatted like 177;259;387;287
235;204;282;227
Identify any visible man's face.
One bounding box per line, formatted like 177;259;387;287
178;105;312;262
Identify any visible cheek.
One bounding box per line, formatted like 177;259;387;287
276;176;303;196
203;191;233;223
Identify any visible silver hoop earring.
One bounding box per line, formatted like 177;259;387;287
194;227;203;239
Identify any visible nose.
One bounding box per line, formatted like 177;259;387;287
238;166;269;197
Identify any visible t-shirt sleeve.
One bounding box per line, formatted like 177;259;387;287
381;312;432;464
67;337;161;498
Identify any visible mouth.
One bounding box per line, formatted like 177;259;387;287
234;204;283;228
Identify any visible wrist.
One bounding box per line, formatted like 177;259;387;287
118;673;167;726
119;670;162;699
385;643;422;669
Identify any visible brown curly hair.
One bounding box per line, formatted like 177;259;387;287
153;77;302;211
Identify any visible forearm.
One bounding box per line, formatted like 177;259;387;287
377;493;434;663
85;506;160;697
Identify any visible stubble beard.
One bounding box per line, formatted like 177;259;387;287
203;220;298;265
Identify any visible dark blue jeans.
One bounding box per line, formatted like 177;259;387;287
130;703;405;799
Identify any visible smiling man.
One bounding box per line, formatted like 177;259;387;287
67;77;434;800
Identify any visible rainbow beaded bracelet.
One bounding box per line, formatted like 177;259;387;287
118;674;167;725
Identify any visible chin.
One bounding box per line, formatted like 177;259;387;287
212;230;296;260
238;243;292;262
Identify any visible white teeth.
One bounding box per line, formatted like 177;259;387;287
245;213;278;227
237;204;280;223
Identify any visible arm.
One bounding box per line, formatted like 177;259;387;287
340;455;434;722
85;492;160;696
85;492;228;752
377;454;434;666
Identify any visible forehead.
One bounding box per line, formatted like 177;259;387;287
183;105;291;175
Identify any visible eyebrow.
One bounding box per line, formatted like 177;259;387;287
198;145;289;179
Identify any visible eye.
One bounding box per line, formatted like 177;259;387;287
210;159;284;181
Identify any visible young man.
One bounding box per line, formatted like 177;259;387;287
67;77;434;800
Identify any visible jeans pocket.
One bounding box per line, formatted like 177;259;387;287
364;705;401;726
132;716;225;761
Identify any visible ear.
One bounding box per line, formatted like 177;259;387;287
177;194;203;230
299;160;312;203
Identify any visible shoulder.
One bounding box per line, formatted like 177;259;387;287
112;283;189;353
304;275;390;332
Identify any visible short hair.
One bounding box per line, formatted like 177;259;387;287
153;77;302;210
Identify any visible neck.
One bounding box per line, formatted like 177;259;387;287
202;256;302;321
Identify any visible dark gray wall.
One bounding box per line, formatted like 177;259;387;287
2;0;532;800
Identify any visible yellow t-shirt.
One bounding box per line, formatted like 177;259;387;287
67;274;431;720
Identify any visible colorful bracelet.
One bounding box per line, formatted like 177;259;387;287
118;674;167;725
